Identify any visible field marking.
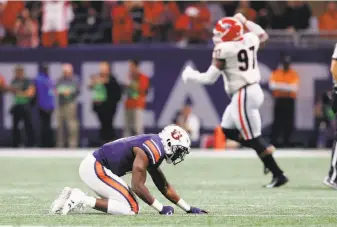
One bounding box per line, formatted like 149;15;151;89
3;204;335;208
1;214;337;217
0;149;331;158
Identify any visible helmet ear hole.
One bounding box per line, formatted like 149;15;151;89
167;139;171;147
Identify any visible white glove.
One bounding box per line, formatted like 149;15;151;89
234;13;247;25
182;65;196;83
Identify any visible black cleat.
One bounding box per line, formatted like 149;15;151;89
265;175;289;188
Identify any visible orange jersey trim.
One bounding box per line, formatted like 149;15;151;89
238;89;249;140
94;161;139;213
144;140;161;163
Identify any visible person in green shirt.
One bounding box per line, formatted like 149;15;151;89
56;63;79;148
8;65;35;147
90;74;108;103
88;62;122;144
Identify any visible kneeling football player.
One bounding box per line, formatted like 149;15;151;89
50;125;207;215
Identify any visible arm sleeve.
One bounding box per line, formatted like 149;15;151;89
187;65;222;85
245;21;268;43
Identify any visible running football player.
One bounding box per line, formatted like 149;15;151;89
50;125;207;215
182;13;288;188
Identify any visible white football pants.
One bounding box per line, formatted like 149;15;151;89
221;83;264;140
79;154;139;215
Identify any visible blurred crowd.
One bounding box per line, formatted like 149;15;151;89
0;1;337;47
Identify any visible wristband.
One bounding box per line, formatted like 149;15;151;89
151;199;163;212
177;199;191;212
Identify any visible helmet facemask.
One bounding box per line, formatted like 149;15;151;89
165;139;190;165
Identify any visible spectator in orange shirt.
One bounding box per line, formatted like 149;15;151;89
142;1;158;42
0;0;6;12
0;0;24;45
124;59;149;137
175;5;210;45
13;8;39;48
196;1;211;26
0;73;6;93
111;2;133;44
319;2;337;33
127;1;145;43
269;54;300;147
0;1;6;43
0;0;24;31
145;1;180;42
236;0;257;22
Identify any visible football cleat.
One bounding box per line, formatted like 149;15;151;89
322;176;337;190
50;187;72;214
265;175;289;188
61;188;86;215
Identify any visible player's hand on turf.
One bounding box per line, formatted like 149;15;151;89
233;13;247;24
182;65;195;83
187;206;208;214
159;206;174;215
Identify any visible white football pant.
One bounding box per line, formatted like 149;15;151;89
221;83;264;140
79;154;139;215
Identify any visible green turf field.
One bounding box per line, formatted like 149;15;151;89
1;154;337;226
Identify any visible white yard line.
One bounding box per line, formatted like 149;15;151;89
0;149;331;158
0;214;336;217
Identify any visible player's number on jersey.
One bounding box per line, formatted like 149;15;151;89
238;46;255;71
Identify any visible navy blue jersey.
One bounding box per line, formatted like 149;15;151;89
93;134;166;176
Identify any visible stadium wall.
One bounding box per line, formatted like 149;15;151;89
0;45;333;147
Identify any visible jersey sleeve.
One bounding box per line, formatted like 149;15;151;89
244;32;260;49
141;139;163;165
212;43;233;60
332;43;337;60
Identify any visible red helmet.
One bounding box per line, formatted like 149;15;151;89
212;17;244;45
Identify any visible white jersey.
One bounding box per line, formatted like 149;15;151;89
333;43;337;60
212;32;261;94
42;1;74;32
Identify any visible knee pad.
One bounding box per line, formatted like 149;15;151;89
222;128;241;142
